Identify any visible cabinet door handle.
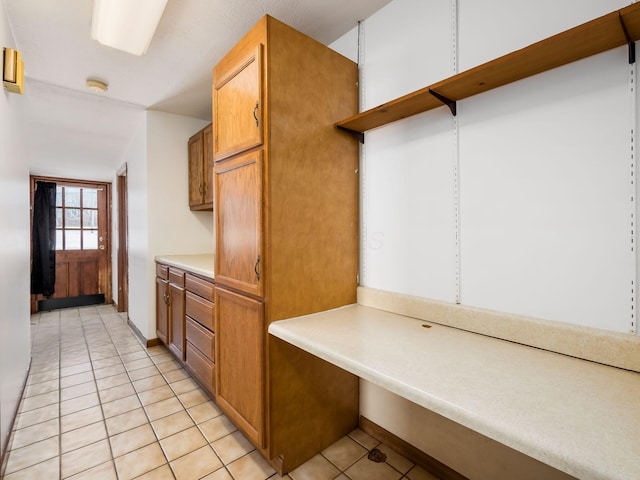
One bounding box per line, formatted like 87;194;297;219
164;293;170;305
253;102;259;127
254;255;261;281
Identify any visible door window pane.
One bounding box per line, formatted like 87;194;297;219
82;210;98;229
65;208;81;228
83;230;98;250
56;187;63;207
56;230;63;250
65;230;81;250
56;208;63;228
65;187;81;207
83;189;98;208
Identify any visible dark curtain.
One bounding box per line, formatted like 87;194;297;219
31;181;57;296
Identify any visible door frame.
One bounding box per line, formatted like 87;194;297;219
116;163;129;313
30;175;113;313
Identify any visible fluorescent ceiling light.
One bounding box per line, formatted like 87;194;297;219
91;0;168;56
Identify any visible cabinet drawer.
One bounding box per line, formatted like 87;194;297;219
156;264;169;280
185;291;214;330
186;274;214;301
186;341;215;395
169;268;185;287
186;317;214;361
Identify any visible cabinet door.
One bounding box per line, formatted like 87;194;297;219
188;132;204;208
215;150;263;297
213;45;263;161
203;124;214;205
215;286;264;447
169;283;186;360
155;277;169;344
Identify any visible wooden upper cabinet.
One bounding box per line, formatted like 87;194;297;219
188;124;213;211
214;150;263;298
213;45;263;161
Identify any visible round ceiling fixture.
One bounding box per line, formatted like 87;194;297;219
86;78;108;93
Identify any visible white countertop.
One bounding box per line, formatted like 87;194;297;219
269;304;640;480
155;254;214;279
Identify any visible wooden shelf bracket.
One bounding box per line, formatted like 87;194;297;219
428;89;457;116
337;125;366;144
619;13;636;64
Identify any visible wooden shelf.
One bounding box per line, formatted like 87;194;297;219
337;3;640;138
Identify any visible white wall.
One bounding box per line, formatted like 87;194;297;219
124;111;212;340
0;1;31;456
331;0;636;475
344;0;636;334
119;115;148;339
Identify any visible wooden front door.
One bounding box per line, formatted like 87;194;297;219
31;177;111;312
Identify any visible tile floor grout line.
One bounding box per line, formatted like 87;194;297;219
86;306;120;480
107;309;176;479
57;309;62;480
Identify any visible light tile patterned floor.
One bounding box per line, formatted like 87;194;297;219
1;305;439;480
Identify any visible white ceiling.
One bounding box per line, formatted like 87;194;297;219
4;0;390;179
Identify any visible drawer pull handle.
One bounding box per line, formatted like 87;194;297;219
254;255;261;281
253;102;259;127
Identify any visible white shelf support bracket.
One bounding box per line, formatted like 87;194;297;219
452;0;461;304
630;56;637;334
358;19;368;287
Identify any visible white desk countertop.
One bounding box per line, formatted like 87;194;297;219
269;304;640;480
155;254;214;279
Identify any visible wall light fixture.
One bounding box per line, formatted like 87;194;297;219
3;47;24;94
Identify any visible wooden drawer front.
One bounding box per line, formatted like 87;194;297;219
169;268;185;287
156;264;169;280
186;274;215;301
186;291;214;330
186;317;214;361
186;341;215;395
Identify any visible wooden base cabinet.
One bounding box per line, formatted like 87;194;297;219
168;268;186;360
215;287;265;447
185;274;216;396
155;265;169;344
213;15;360;474
155;262;216;394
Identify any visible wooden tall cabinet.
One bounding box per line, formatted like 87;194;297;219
213;15;360;474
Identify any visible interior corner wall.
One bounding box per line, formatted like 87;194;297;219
0;1;31;457
121;114;149;342
124;110;213;342
144;111;212;340
331;0;637;476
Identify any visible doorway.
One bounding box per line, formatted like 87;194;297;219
116;164;129;313
30;176;112;313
